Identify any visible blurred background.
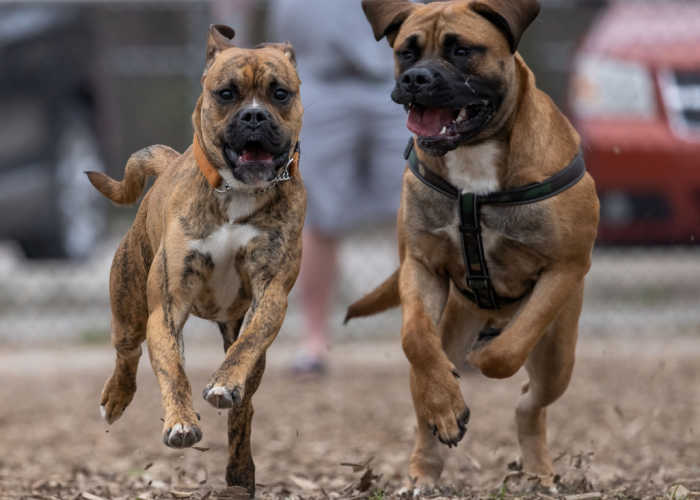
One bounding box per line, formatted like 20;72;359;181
0;0;697;345
0;1;698;499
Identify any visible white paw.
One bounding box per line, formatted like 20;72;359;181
163;422;202;448
202;385;240;409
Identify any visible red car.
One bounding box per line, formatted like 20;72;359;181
569;1;700;244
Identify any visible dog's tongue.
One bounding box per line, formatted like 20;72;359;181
240;145;273;162
407;107;454;137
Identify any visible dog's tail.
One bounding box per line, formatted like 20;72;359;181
344;268;401;324
86;145;179;205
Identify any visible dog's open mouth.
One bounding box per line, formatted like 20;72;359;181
224;141;276;168
406;102;491;141
222;140;288;185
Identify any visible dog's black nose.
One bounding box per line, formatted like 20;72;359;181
399;67;436;94
238;107;272;129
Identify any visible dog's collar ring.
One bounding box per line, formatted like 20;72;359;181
274;156;294;183
252;144;299;193
245;154;294;195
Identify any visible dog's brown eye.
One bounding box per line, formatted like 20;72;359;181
399;50;415;62
218;89;235;101
274;88;290;102
454;47;472;57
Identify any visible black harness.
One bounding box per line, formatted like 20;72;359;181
404;138;586;310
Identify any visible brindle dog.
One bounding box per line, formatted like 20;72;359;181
87;25;305;496
346;0;599;490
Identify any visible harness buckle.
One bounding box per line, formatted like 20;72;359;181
466;276;499;309
467;276;490;290
459;224;480;235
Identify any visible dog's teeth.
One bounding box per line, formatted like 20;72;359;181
440;126;447;135
456;108;468;123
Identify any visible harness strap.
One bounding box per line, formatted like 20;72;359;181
404;138;586;310
404;140;459;199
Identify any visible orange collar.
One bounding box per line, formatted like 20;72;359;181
193;133;223;189
193;134;300;191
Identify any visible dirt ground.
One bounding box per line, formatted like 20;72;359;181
0;336;698;500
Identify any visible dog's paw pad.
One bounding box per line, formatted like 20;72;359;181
202;385;241;409
163;423;203;448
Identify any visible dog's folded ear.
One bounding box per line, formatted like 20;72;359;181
257;42;297;67
206;24;236;67
470;0;540;53
362;0;417;46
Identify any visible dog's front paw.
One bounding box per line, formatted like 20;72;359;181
429;406;470;448
202;384;242;409
412;367;470;447
162;419;203;449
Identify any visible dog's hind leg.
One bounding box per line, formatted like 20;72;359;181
100;318;144;424
515;283;582;485
206;319;244;410
218;319;243;352
408;412;448;488
100;233;150;424
440;288;485;373
225;355;265;498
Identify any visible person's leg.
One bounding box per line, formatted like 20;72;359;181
297;226;338;366
291;97;356;372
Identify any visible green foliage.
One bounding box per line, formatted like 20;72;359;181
370;488;385;500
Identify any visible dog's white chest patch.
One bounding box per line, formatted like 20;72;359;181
225;192;259;223
189;219;260;318
444;141;503;195
437;141;504;250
